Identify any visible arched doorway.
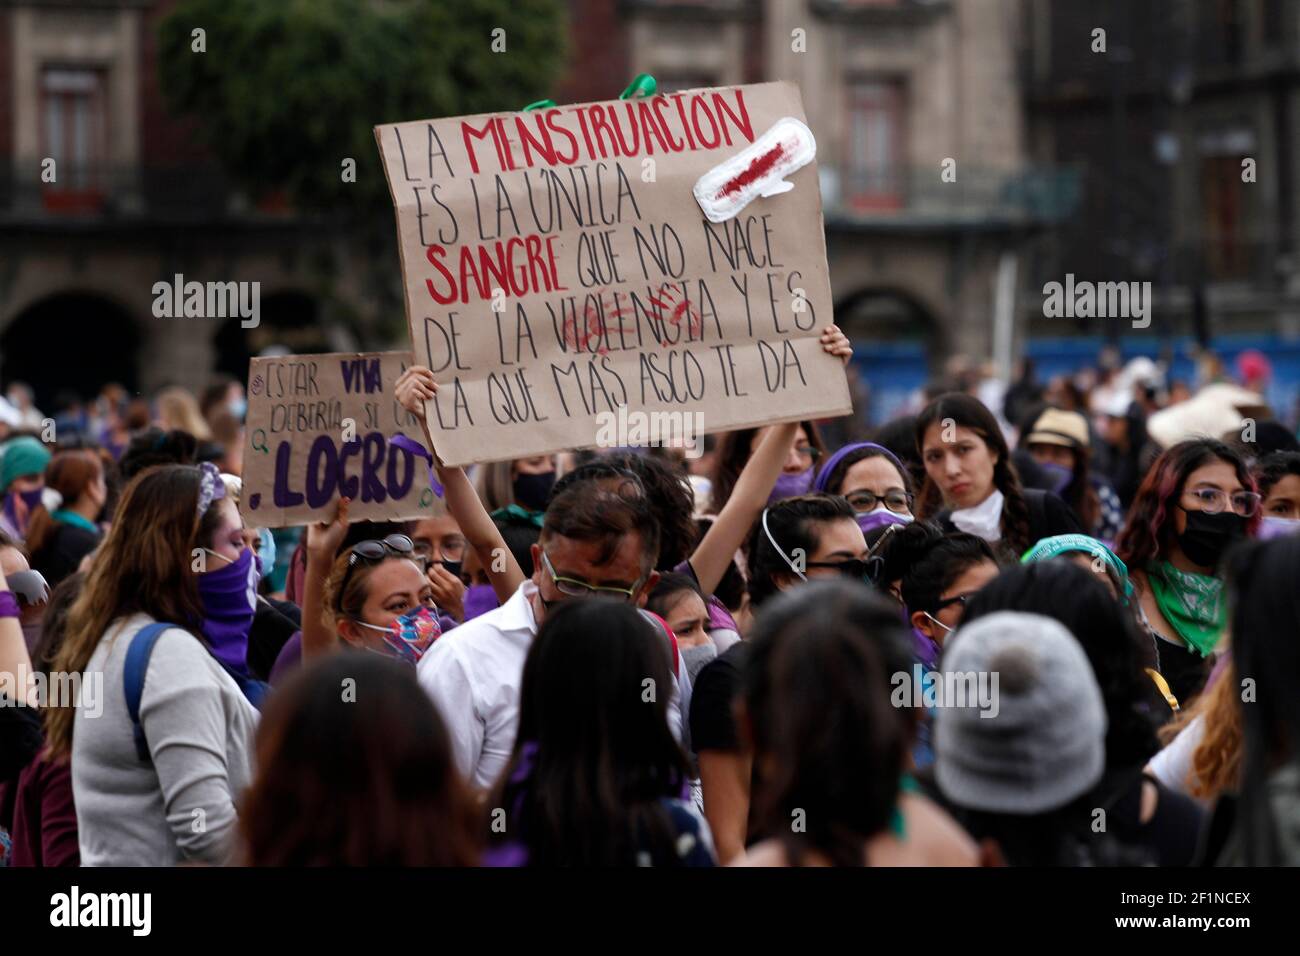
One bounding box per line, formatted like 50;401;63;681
834;287;940;424
212;291;333;383
0;293;140;409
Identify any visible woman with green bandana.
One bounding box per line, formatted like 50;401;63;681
1022;533;1180;713
1114;439;1260;704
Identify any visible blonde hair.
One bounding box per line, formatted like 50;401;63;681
156;387;212;441
1157;662;1242;800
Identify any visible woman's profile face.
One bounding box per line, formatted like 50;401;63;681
205;497;245;568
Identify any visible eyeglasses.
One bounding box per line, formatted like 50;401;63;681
338;534;417;601
845;489;913;514
804;557;872;581
934;592;975;612
412;535;466;562
1183;488;1261;518
540;549;644;602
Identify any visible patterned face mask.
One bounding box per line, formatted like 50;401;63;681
354;605;441;665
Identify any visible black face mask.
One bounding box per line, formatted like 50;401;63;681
441;558;463;581
513;471;556;511
1176;508;1247;569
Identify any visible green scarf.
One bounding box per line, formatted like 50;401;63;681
1145;560;1226;658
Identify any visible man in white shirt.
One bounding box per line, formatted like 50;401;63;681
417;480;691;790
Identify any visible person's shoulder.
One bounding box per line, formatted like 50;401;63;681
896;792;980;866
693;641;747;692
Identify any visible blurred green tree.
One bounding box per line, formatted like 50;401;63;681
158;0;567;213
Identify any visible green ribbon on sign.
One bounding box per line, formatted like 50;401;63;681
619;73;657;99
521;74;656;113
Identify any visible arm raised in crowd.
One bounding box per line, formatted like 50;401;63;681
395;367;526;604
0;564;36;705
300;496;351;660
689;324;852;595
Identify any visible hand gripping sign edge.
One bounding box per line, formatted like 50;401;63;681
692;117;817;224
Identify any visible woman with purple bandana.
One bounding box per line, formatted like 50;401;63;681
814;441;915;537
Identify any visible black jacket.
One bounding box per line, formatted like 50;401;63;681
936;487;1082;554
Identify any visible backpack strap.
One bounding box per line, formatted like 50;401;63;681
123;623;173;762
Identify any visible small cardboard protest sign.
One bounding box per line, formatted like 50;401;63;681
375;81;849;466
241;351;435;527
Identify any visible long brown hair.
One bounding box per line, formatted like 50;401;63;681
913;393;1032;554
25;450;103;556
44;465;207;758
240;653;480;866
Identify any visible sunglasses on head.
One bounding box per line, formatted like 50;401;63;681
338;534;418;600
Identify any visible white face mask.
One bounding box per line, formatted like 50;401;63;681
950;488;1004;542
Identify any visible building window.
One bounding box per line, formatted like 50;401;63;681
39;67;107;212
844;79;905;211
1201;155;1247;280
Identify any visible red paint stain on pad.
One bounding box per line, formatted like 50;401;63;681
716;142;787;200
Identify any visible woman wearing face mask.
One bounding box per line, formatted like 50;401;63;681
475;456;558;514
24;451;106;588
1019;406;1124;542
813;442;914;534
876;521;1000;668
318;528;441;667
1115;438;1260;704
1252;451;1300;539
709;422;827;514
0;436;52;542
45;463;260;865
915;394;1081;559
647;573;735;685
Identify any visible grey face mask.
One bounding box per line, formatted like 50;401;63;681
681;641;719;684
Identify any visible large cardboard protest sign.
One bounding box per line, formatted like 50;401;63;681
241;351;435;528
375;81;850;466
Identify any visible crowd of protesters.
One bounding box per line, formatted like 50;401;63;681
2;338;1300;867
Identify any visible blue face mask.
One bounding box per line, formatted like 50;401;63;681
228;397;248;421
257;528;276;580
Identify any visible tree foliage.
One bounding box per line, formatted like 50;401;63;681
158;0;567;213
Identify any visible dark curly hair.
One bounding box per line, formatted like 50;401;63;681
875;520;997;616
549;452;695;571
1252;450;1300;502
